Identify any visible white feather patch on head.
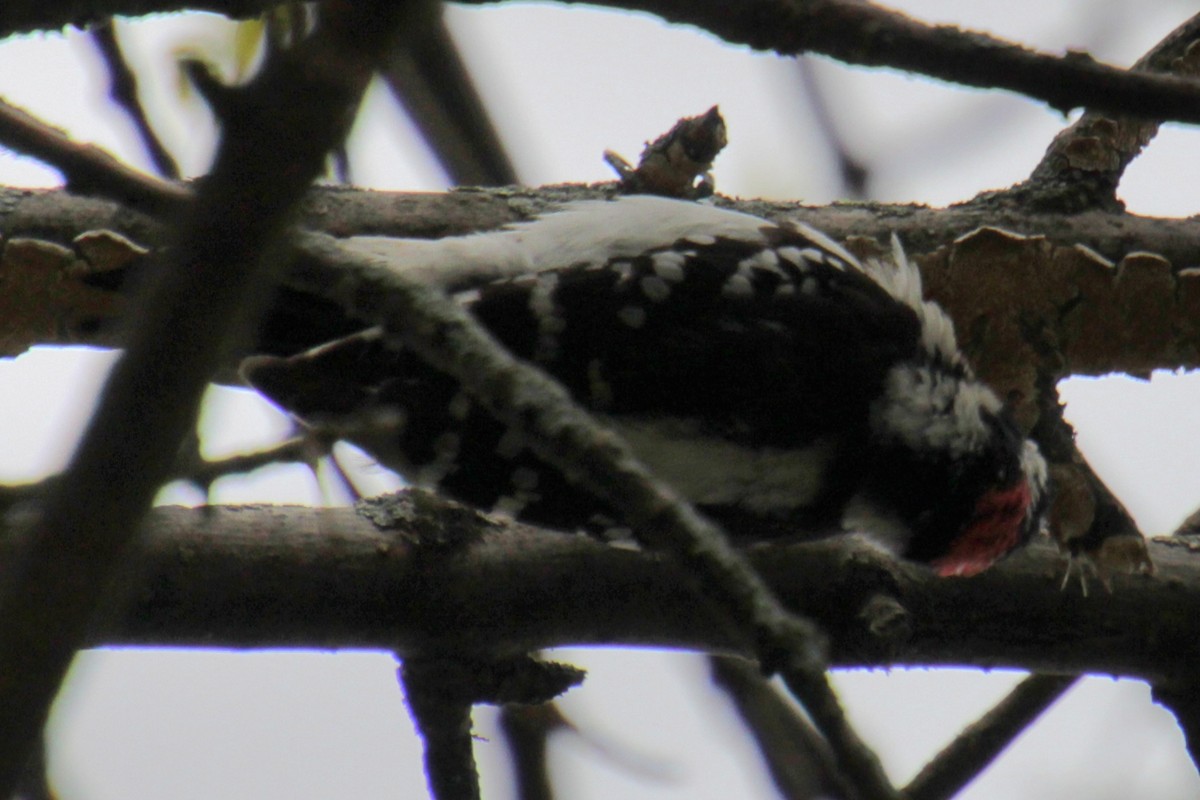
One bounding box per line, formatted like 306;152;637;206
871;364;1002;457
860;235;963;367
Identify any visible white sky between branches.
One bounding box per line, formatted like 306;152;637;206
2;1;1200;798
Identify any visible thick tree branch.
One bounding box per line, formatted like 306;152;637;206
5;185;1200;383
8;183;1200;268
57;499;1199;682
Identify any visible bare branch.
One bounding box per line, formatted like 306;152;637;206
56;500;1200;682
379;3;518;186
0;3;409;792
453;0;1200;125
710;655;848;799
400;658;484;800
89;20;182;180
8;183;1200;275
6;185;1200;387
8;184;1200;383
990;13;1200;212
11;3;1200;130
0;95;187;217
904;674;1078;800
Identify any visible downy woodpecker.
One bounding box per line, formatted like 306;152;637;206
243;196;1050;577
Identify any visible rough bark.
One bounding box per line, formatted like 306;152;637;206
60;498;1200;685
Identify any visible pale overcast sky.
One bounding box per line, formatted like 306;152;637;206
3;2;1200;798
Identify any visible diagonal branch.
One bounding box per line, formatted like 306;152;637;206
379;3;519;186
458;0;1200;124
89;19;182;180
10;3;1200;128
904;673;1078;800
795;57;869;199
0;94;188;217
710;655;849;799
987;13;1200;212
0;3;409;794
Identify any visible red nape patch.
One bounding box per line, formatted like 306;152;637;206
931;481;1032;578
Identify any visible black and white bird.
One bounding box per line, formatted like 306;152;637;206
243;196;1050;577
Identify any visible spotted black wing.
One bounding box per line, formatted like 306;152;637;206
243;226;923;539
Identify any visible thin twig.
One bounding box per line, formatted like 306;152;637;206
454;0;1200;125
904;674;1078;800
10;2;1200;127
710;655;849;799
795;57;868;199
0;3;409;794
380;3;518;186
171;434;327;488
89;20;182;180
0;95;188;217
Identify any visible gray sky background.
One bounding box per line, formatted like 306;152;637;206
2;1;1199;797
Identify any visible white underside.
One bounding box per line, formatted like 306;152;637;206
608;416;832;516
839;492;913;554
